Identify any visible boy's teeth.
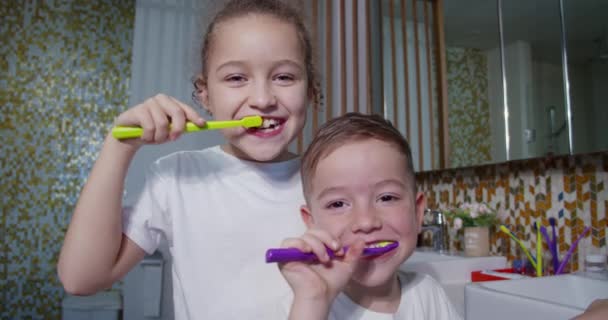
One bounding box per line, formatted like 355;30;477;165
365;241;392;248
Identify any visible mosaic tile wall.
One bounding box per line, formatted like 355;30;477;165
1;1;134;318
416;152;608;272
446;47;492;168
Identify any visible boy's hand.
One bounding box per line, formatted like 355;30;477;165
278;229;365;305
113;94;206;147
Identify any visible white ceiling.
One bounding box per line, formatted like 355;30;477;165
443;0;608;64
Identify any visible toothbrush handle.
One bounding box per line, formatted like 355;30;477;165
266;242;399;263
550;224;559;268
200;119;243;129
266;247;338;263
541;226;560;272
111;123;204;139
555;227;590;275
111;126;145;139
112;120;244;139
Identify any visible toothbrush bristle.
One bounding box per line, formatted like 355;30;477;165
362;241;398;256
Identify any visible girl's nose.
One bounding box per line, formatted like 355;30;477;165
351;209;382;233
249;81;277;109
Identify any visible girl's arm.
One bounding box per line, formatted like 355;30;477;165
57;135;145;295
57;94;205;295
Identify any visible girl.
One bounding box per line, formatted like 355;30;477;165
58;0;323;318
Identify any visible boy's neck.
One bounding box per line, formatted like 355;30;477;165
343;273;401;313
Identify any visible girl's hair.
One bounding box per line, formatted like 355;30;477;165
192;0;322;109
301;112;416;198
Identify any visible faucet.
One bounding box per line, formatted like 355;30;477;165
419;209;449;252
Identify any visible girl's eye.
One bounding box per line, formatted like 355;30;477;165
326;201;346;209
226;75;246;83
274;74;295;83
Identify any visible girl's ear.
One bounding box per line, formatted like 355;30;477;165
300;205;315;228
194;74;210;109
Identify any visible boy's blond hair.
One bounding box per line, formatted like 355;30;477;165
301;112;415;200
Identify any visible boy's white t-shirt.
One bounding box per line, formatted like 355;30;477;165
123;146;306;319
329;272;462;320
281;271;462;320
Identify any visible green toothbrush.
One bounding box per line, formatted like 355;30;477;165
112;116;263;140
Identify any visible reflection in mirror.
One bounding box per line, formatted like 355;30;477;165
501;0;569;160
565;0;608;155
443;0;504;168
376;0;507;170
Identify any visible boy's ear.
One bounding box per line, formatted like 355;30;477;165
300;205;315;228
414;192;426;234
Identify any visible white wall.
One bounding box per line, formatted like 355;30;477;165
124;1;223;319
124;0;224;207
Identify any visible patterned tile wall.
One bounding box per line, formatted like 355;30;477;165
416;152;608;272
446;47;492;168
1;1;134;318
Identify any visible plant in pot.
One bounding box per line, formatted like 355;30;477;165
446;202;499;257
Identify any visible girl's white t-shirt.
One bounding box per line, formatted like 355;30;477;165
123;146;306;319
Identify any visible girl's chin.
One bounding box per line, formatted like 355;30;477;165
224;143;292;162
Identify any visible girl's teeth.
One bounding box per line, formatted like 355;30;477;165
261;119;278;129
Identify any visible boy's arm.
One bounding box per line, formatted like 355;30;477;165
57;134;145;295
289;298;331;320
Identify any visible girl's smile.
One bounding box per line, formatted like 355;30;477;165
246;116;287;138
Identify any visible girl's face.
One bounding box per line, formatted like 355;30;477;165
199;14;309;162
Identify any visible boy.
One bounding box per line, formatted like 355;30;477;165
277;113;461;319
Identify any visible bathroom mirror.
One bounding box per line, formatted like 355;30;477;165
373;0;506;170
563;0;608;155
502;0;608;160
442;0;505;168
501;0;570;160
374;0;607;170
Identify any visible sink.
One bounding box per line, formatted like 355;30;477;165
465;273;608;320
400;249;507;317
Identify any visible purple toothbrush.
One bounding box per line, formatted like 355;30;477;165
555;226;590;275
266;241;399;263
549;217;559;270
540;226;559;272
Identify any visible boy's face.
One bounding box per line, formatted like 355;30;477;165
301;139;425;288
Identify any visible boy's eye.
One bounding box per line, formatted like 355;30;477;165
378;194;399;202
326;201;346;209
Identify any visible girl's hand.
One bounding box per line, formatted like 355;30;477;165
113;94;206;146
278;229;365;305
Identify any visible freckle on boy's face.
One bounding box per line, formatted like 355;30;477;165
303;139;424;288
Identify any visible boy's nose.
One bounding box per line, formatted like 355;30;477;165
248;81;277;109
351;209;382;233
